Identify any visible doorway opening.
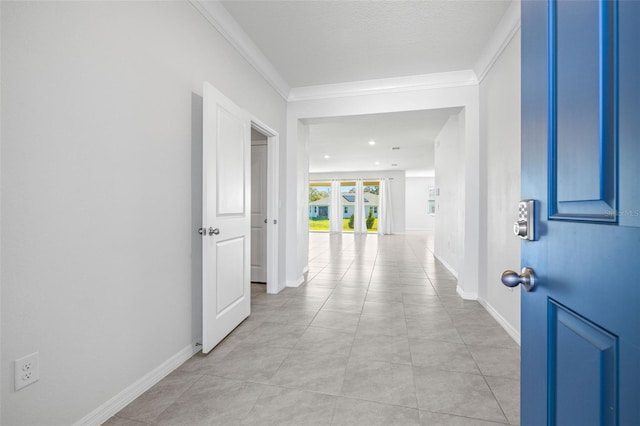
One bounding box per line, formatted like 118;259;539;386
251;128;268;284
250;121;280;294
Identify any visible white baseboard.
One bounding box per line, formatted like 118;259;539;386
478;297;521;346
456;285;478;300
286;275;305;288
74;344;201;426
269;280;287;294
433;253;458;279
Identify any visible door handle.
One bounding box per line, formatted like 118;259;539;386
501;267;536;292
198;228;206;236
208;227;220;236
264;218;268;224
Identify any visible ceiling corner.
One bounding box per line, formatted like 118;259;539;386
474;0;522;83
189;0;291;100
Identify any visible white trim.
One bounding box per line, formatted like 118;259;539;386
190;0;290;100
74;344;200;426
456;285;478;301
288;70;478;102
250;119;281;295
474;0;521;83
302;265;309;274
478;297;521;346
433;253;458;279
286;275;305;288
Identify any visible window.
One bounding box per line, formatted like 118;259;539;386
427;186;436;215
308;180;382;234
309;183;331;232
340;182;355;232
364;182;379;233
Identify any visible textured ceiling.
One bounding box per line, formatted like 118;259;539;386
218;1;507;175
307;108;461;176
220;0;511;87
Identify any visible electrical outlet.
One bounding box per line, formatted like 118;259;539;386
15;352;39;391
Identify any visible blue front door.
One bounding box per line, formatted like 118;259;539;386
521;0;639;424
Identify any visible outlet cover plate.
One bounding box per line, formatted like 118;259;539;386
15;352;39;391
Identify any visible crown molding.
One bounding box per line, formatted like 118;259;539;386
190;0;518;102
288;70;479;102
474;0;521;83
190;0;290;100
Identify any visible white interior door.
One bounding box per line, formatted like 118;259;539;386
250;143;267;283
202;82;250;354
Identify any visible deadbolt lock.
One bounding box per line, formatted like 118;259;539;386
514;200;535;241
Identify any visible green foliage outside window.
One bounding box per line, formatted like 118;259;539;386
366;209;375;229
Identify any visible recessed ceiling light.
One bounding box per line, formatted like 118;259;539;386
391;147;400;150
368;140;376;146
324;154;330;159
374;161;380;165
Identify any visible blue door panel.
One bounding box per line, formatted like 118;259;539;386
556;0;601;203
551;301;617;426
549;0;616;221
521;0;640;424
618;342;640;426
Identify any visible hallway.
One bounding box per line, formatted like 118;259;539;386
108;232;520;425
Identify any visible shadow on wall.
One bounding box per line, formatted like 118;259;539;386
191;93;203;344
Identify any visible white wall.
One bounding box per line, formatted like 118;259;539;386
405;177;435;230
1;2;286;424
310;171;406;232
434;112;466;276
478;29;522;342
286;83;480;293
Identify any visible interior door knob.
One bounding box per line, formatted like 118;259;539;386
208;227;220;236
501;267;536;292
198;228;206;236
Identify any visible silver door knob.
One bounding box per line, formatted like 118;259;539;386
208;227;220;236
198;228;206;236
264;218;268;224
501;267;536;292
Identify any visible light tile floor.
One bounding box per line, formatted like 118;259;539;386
108;232;520;425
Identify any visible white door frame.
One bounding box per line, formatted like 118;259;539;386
250;118;280;295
